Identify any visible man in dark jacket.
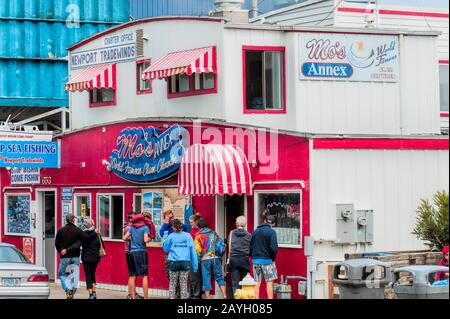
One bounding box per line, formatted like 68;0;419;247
250;215;278;299
55;214;97;299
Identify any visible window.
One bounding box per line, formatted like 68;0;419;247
243;46;286;113
4;194;31;236
75;195;91;218
168;72;217;98
440;64;449;112
0;246;30;264
255;191;301;247
89;88;116;107
134;194;142;213
97;194;124;240
137;59;152;94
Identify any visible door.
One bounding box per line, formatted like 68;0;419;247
225;195;246;239
43;192;56;281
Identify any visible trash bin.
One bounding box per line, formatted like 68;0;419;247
332;259;391;299
393;265;449;299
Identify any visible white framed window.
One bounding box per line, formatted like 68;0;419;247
74;194;91;218
97;194;124;240
133;193;142;213
254;190;302;248
4;194;32;236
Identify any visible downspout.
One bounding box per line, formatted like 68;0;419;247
252;0;259;18
398;34;405;135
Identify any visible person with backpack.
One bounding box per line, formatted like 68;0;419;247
122;214;152;299
162;219;198;299
194;218;227;299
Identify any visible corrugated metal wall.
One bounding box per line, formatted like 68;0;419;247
0;0;130;108
129;0;302;19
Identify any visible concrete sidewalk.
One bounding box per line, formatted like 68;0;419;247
49;283;164;299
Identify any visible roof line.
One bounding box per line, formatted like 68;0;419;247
68;16;225;51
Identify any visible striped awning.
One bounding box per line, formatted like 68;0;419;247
65;64;116;92
178;144;253;197
142;46;216;81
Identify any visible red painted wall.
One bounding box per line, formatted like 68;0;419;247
0;121;310;298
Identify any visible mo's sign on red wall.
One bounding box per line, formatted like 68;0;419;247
299;33;399;82
0;141;61;168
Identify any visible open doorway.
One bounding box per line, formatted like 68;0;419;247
37;191;56;281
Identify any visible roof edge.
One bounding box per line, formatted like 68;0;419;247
67;16;225;51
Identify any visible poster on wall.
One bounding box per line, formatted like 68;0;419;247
6;195;31;235
299;33;399;82
22;238;34;263
142;188;187;246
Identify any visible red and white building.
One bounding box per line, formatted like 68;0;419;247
0;1;448;299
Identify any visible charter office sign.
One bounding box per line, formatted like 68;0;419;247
299;33;399;82
70;32;136;69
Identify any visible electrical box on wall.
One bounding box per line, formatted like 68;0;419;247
336;205;374;244
336;204;356;244
356;210;374;243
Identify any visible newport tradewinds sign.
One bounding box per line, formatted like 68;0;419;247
0;141;60;168
110;124;189;184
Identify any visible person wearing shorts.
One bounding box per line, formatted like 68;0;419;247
123;212;143;299
123;217;151;299
250;215;278;299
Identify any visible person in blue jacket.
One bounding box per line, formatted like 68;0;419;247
163;219;198;299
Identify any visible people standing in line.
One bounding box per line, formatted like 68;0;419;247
436;245;449;281
123;212;144;299
123;214;151;299
189;213;203;299
66;218;105;299
162;219;198;299
228;216;252;296
194;218;227;299
55;214;98;299
250;215;278;299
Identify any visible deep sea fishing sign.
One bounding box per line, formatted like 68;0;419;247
110;124;189;183
299;33;399;82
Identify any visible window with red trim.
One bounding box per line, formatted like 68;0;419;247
167;72;217;98
243;46;286;113
137;59;152;95
89;88;116;107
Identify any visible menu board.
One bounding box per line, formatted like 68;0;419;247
142;188;187;246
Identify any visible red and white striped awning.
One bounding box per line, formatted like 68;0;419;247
65;64;116;92
142;46;216;81
178;144;253;196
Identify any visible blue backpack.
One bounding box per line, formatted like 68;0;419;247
213;232;226;257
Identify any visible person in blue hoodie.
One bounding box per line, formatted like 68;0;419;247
162;219;198;299
250;215;278;299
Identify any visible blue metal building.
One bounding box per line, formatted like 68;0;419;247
0;0;130;126
130;0;303;19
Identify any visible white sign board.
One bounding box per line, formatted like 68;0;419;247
10;168;40;185
299;33;399;82
70;32;136;69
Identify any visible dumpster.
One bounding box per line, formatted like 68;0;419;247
393;265;449;299
332;259;392;299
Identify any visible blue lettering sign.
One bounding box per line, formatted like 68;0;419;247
110;125;189;183
302;63;353;78
0;141;60;168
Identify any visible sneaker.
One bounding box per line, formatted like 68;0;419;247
91;292;97;300
66;290;73;300
135;293;144;299
127;294;133;300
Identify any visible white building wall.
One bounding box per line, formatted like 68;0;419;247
309;145;450;298
70;20;225;130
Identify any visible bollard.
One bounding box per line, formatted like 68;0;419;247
234;274;257;299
